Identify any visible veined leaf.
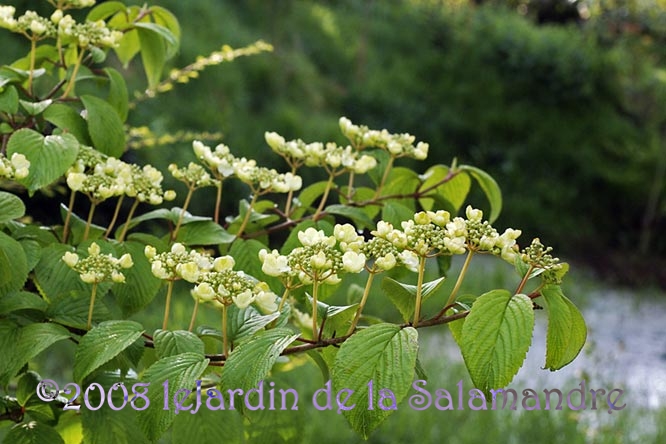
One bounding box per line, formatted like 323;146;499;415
111;241;162;316
81;406;150;444
5;421;64;444
43;103;92;144
0;322;71;385
138;353;209;441
541;284;586;370
381;276;446;322
325;204;374;230
460;289;534;396
418;164;471;213
46;290;112;329
73;320;145;383
153;329;205;358
332;323;418;439
0;85;18;114
172;406;243;444
104;67;129;122
81;95;125;157
0;231;28;296
137;26;166;89
174;220;235;246
0;291;47;315
7;129;79;195
221;328;299;392
226;304;280;345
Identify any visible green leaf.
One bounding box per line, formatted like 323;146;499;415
34;243;88;300
381;167;420;201
114;28;141;67
332;323;418;439
418;165;471;213
338;186;381;220
46;290;112;329
150;6;181;46
111;241;162;316
174;220;235;245
172;403;243;444
115;207;209;238
73;320;145;383
43;103;92;145
381;201;413;227
105;67;129;122
81;95;125;157
0;291;47;315
227;304;280;345
87;1;126;21
0;191;25;223
0;323;71;385
381;276;446;322
19;99;52;116
81;406;150;444
460;290;534;396
0;85;18;114
137;26;166;89
7;129;79;194
138;353;209;441
0;231;28;295
459;165;502;223
17;370;41;406
134;22;179;58
153;329;205;358
540;284;587;370
325;204;374;230
446;293;476;347
221;328;299;392
5;421;64;444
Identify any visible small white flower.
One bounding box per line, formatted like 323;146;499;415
232;289;255;309
62;252;79;267
342;251;366;273
213;256;235;271
465;205;483;222
255;290;278;313
375;253;397;271
176;262;200;283
88;242;101;256
398;250;419;272
192;282;216;302
118;253;133;269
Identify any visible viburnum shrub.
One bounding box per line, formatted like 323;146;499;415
0;1;586;442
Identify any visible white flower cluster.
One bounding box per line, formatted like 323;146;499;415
259;224;367;286
339;117;429;160
0;8;55;37
264;132;377;174
62;242;133;284
146;243;278;313
192;140;302;194
0;152;30;180
66;147;175;204
53;11;123;48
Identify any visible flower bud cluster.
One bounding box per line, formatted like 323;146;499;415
66;148;175;204
55;13;123;48
521;238;561;271
259;224;367;286
0;152;30;180
145;243;213;282
264;132;377;175
339;117;429;160
192;263;278;313
192;140;302;194
62;242;133;284
168;162;218;189
146;243;278;312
